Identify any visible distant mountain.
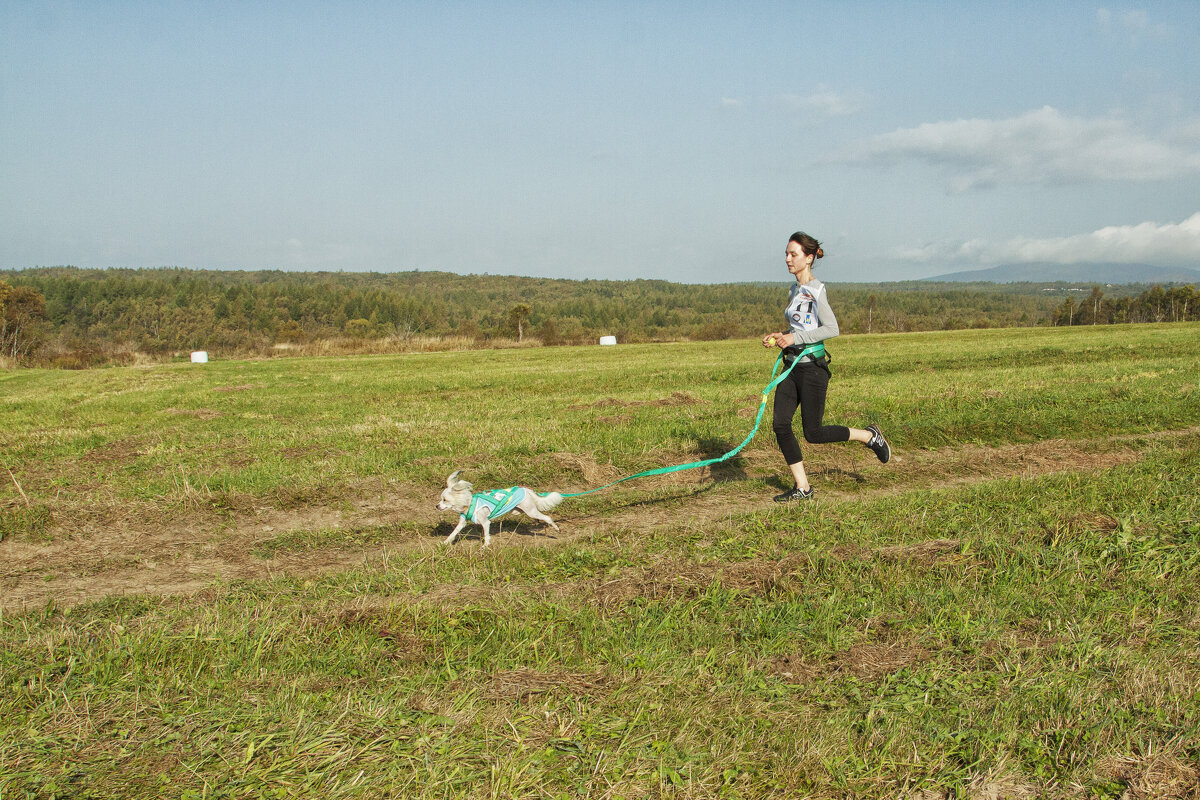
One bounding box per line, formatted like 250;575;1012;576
922;262;1200;284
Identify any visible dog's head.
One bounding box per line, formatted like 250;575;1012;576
436;470;474;512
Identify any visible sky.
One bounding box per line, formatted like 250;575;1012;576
2;1;1199;283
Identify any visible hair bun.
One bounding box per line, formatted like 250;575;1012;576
815;247;824;259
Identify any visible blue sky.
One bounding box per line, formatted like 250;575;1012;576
3;1;1198;282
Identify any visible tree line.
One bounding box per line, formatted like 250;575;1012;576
1;267;1196;367
1049;284;1199;326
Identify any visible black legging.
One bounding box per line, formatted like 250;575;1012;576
772;361;850;465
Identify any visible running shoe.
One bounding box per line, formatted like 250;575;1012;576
773;485;815;502
866;423;890;463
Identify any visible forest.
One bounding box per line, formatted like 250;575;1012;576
1;266;1197;367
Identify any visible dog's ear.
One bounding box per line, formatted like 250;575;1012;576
447;470;461;488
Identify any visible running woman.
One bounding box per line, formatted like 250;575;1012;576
761;231;890;501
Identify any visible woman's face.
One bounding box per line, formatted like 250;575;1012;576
785;242;812;277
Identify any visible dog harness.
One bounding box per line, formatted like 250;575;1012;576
464;487;527;521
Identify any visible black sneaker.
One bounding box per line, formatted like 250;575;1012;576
773;485;815;502
866;424;890;463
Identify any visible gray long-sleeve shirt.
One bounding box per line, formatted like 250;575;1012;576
784;277;839;362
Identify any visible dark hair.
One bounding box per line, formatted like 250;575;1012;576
789;231;825;260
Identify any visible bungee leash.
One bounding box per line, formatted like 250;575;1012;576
556;342;826;499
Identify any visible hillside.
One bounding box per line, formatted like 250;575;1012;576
2;266;1198;367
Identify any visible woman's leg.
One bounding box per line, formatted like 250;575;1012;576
771;373;804;466
774;364;888;496
786;460;810;491
797;365;891;461
772;372;813;493
797;365;850;444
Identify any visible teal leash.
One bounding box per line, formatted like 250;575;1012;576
558;343;824;499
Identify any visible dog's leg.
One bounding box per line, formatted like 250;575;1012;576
480;518;492;548
522;507;560;532
515;496;560;533
444;517;467;545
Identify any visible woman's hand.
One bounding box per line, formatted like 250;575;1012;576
762;332;792;348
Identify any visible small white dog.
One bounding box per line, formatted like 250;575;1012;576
436;471;564;547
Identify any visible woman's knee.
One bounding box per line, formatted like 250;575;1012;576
803;424;848;444
802;425;834;444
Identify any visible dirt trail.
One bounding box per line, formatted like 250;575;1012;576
2;429;1192;611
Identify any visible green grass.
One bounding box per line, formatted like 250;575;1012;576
2;324;1197;504
1;323;1199;797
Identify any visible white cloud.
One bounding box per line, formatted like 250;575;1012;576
1097;7;1172;41
892;238;993;265
850;106;1200;190
894;212;1200;266
1008;212;1200;264
782;86;863;118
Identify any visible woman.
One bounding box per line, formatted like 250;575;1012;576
761;231;890;501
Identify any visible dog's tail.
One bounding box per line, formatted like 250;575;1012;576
533;491;564;512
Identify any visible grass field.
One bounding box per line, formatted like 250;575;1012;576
2;323;1199;798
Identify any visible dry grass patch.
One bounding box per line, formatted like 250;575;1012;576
1097;751;1200;799
540;452;623;485
898;438;1146;490
875;537;963;563
6;426;1185;614
1068;511;1121;532
406;541;969;617
568;391;705;411
588;554;814;609
829;538;964;566
79;437;149;465
835;640;930;681
480;668;613;702
321;608;447;668
907;774;1042;800
1;481;437;610
162;407;223;419
764;622;929;684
